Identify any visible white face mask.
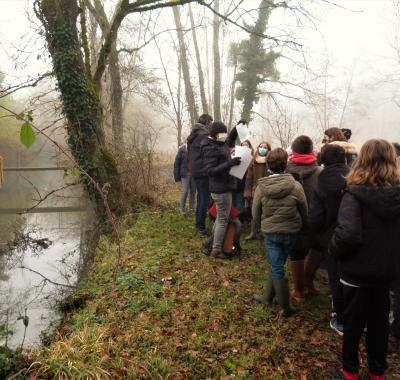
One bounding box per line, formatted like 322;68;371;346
216;133;228;142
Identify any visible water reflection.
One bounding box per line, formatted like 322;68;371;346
0;168;93;349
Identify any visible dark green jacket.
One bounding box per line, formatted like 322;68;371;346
252;174;308;235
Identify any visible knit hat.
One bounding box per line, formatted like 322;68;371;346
210;121;227;137
291;135;313;154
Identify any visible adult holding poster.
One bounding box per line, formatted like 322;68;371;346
201;121;240;259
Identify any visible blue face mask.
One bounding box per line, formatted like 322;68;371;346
258;147;268;156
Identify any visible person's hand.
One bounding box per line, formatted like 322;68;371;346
230;157;241;166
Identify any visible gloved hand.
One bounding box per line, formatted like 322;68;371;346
230;157;241;166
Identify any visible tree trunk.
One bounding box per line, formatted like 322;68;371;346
239;0;274;122
108;42;124;156
37;0;123;217
228;60;237;131
86;0;125;158
189;4;208;114
213;0;221;121
172;5;198;126
177;57;183;147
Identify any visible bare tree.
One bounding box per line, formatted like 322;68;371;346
189;4;208;114
172;5;198;126
212;0;221;121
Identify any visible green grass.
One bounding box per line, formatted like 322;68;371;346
25;193;400;379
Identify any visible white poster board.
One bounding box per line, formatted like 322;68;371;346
236;123;251;142
229;145;253;180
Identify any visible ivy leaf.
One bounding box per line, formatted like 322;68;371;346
20;122;36;148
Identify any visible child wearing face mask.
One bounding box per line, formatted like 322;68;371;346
244;141;272;240
200;121;241;259
232;140;254;214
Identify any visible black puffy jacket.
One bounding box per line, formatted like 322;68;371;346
329;184;400;288
187;123;209;178
309;163;349;250
200;128;238;194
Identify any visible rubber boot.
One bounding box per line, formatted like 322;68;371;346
304;249;323;296
273;278;295;317
253;275;274;306
290;260;305;302
245;219;257;240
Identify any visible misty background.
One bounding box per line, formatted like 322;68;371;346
1;0;400;157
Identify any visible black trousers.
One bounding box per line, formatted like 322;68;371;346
327;256;344;323
342;285;390;375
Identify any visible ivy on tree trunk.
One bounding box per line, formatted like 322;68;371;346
36;0;123;218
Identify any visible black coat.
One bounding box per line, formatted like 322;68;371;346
329;184;400;288
187;123;209;178
309;163;349;250
200;129;238;194
173;144;189;182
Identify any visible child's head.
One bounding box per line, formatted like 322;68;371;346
347;139;400;186
324;127;347;143
291;135;313;154
321;144;346;166
267;148;288;173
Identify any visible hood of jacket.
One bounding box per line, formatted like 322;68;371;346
187;123;209;144
329;141;358;155
318;163;349;196
257;173;295;199
286;161;319;181
348;184;400;220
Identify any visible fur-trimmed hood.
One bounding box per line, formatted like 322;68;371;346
319;141;358;155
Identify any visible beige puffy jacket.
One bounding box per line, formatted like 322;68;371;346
252;173;308;235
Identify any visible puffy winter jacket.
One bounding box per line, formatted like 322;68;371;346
286;161;321;205
330;184;400;288
201;137;236;194
252;174;308;235
187;123;209;178
173;144;189;182
286;161;321;249
309;163;349;249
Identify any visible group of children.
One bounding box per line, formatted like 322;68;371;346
174;120;399;380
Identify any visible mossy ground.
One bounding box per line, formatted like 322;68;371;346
26;188;400;379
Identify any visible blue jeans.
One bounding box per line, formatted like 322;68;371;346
232;191;244;213
264;234;296;279
194;176;211;231
180;174;196;213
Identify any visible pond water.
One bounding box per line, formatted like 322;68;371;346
0;164;93;349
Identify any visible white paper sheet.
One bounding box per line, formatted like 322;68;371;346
236;123;251;142
229;145;253;180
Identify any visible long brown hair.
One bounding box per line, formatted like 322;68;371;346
324;127;347;142
347;139;400;186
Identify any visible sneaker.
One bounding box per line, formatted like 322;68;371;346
330;317;344;336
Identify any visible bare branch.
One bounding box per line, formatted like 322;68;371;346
19;266;75;288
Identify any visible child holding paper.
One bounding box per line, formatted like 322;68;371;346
201;122;241;259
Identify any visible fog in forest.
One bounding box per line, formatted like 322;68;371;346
1;0;400;158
